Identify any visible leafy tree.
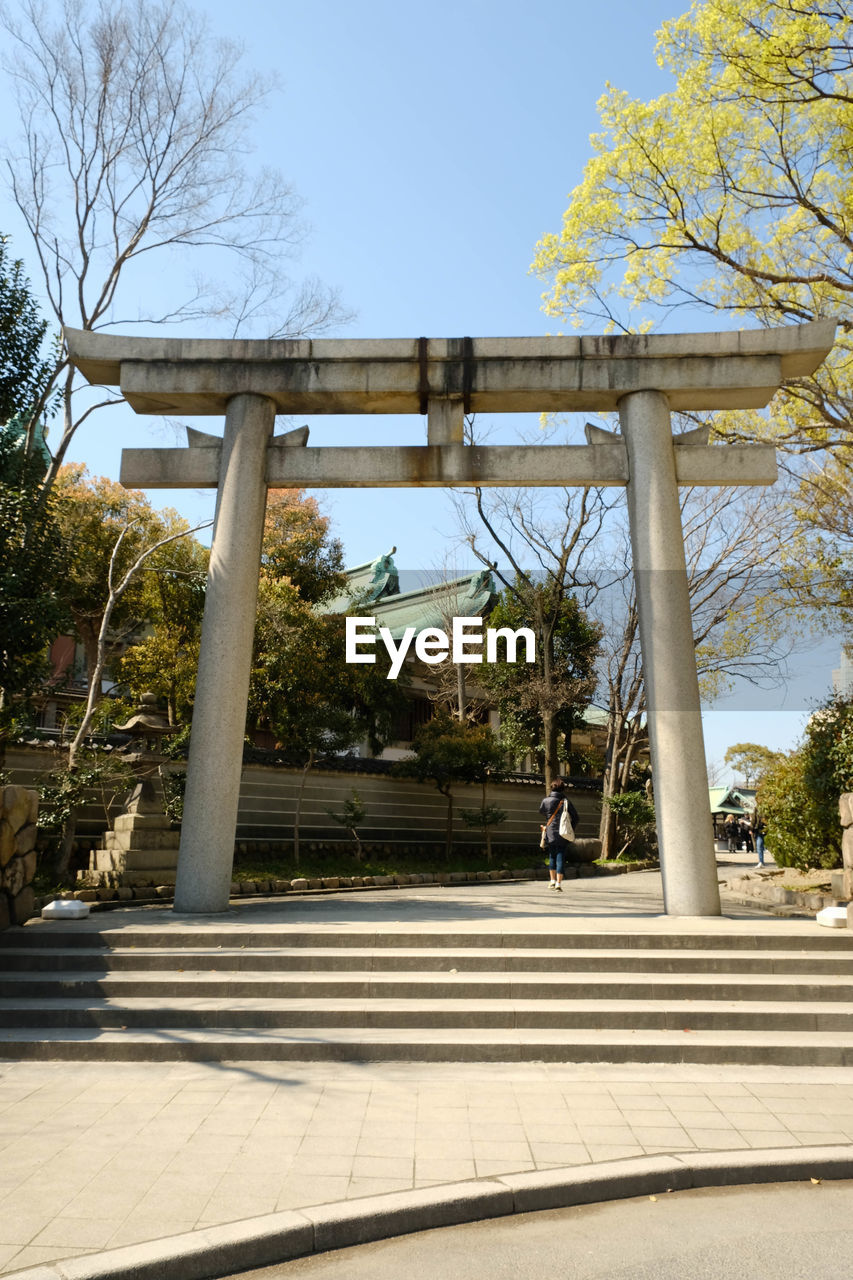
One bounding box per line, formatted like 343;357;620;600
0;234;58;432
394;714;506;859
724;742;785;787
0;434;67;727
37;749;133;880
602;790;657;863
262;489;346;605
51;501;208;881
326;789;368;860
52;466;202;700
458;802;508;865
115;534;209;727
249;585;402;866
532;0;851;458
456;475;610;786
477;579;601;782
531;0;853;627
759;695;853;871
0;236;66;727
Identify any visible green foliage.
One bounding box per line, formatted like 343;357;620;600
161;770;186;826
603;790;657;862
459;803;508;834
723;741;784;786
0;435;68;722
327;790;367;831
394;714;506;795
477;579;601;774
36;751;132;863
262;490;346;605
0;237;66;723
394;715;507;860
533;0;852;456
759;696;853;871
564;744;606;778
247;489;395;764
115;533;208;726
250;586;403;762
325;789;367;857
0;234;58;427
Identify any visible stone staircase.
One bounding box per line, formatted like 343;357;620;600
2;923;853;1064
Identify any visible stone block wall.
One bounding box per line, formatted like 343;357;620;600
0;785;39;929
840;794;853;902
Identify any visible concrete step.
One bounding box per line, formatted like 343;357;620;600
3;995;853;1033
4;946;853;974
2;1024;853;1065
4;927;853;951
3;924;852;1064
4;970;853;1002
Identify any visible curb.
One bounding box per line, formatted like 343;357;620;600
7;1144;853;1280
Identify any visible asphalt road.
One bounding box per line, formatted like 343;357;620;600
228;1181;853;1280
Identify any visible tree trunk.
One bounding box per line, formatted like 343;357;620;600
598;713;625;860
53;804;78;884
293;749;315;870
456;663;466;722
482;779;492;865
543;706;559;789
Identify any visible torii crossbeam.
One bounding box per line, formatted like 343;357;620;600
66;321;836;917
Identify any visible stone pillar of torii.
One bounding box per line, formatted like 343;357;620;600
65;321;836;917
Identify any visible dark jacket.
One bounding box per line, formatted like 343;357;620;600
539;789;579;846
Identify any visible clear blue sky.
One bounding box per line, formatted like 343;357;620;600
2;0;833;773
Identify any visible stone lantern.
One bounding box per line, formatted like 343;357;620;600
87;695;181;887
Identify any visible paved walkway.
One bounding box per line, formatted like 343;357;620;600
2;860;852;1279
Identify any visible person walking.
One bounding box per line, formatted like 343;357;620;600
724;813;738;855
752;808;767;868
539;777;579;892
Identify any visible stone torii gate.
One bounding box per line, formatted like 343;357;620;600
65;321;836;918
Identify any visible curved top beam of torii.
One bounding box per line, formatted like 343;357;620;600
66;320;835;415
65;320;837;494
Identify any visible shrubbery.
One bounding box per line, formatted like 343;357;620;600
759;696;853;872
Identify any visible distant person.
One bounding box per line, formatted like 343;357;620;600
752;809;767;868
539;777;578;892
724;813;738;854
739;818;753;854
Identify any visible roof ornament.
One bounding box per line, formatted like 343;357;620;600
365;546;399;601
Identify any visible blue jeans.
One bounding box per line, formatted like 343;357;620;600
548;841;566;875
755;833;765;863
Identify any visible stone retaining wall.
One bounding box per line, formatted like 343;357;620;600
725;870;841;917
4;743;602;857
0;786;39;929
840;793;853;901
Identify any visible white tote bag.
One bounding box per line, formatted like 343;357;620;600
558;801;575;841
